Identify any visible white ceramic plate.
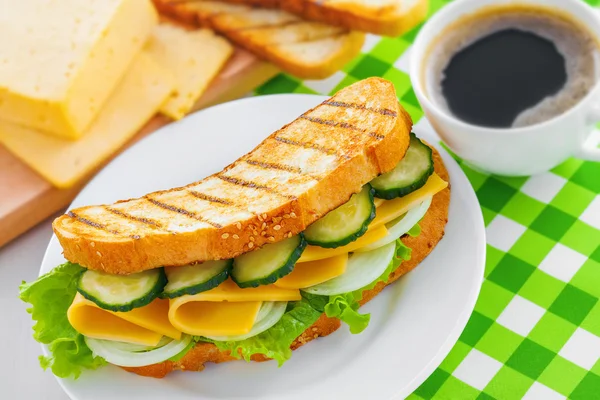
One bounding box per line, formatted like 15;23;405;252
40;95;486;400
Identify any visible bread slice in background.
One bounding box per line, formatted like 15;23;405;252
122;146;450;378
212;0;429;36
53;78;412;274
152;0;365;79
146;24;233;120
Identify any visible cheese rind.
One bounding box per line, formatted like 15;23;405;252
0;53;174;188
168;300;262;336
275;254;348;289
146;24;233;120
68;293;164;346
0;0;158;139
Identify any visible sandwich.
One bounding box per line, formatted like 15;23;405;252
20;77;450;379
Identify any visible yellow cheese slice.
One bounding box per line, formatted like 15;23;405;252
68;293;166;346
168;300;262;336
0;53;174;188
0;0;157;139
298;225;388;262
374;198;385;208
110;297;181;340
146;24;233;120
171;278;301;303
275;254;348;289
371;173;448;229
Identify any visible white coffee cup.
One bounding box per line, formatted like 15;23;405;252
410;0;600;176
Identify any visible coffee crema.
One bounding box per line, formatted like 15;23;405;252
424;5;600;128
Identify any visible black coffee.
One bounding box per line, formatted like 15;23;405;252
426;6;598;128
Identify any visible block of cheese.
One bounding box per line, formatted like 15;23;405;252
275;254;348;289
0;0;158;139
67;293;177;346
169;300;262;336
0;53;174;188
145;24;233;120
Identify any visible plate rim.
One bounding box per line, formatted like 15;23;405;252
38;93;486;400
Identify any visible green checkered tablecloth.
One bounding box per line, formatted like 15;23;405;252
254;1;600;398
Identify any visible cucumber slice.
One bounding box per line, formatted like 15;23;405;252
304;185;375;248
77;268;167;312
161;260;232;299
231;235;307;288
371;133;434;199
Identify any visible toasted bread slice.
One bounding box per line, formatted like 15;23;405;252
122;146;450;378
152;0;365;79
213;0;429;36
53;78;411;274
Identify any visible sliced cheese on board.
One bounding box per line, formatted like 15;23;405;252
68;293;165;346
370;173;447;229
146;24;233;120
275;253;348;289
168;300;262;336
0;0;157;139
171;278;301;303
299;225;388;262
0;53;174;188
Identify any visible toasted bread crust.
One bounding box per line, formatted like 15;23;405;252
215;0;429;36
122;147;450;378
53;79;412;274
152;0;365;79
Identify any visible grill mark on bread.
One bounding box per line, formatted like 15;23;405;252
105;207;164;229
244;159;320;181
188;190;255;215
245;159;302;174
369;132;386;140
274;136;336;155
67;211;121;236
188;191;234;206
302;114;386;141
145;197;223;229
230;20;304;32
217;175;297;200
324;100;397;117
300;115;363;132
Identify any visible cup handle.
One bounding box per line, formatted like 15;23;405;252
578;104;600;161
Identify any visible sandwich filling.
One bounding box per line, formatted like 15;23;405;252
20;134;448;379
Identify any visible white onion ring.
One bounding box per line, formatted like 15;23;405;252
85;335;192;367
357;197;432;252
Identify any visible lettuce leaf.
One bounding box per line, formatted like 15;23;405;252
323;239;412;333
19;262;106;379
210;292;325;366
407;223;421;237
324;293;370;334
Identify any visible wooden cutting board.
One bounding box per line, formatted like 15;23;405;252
0;49;279;247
